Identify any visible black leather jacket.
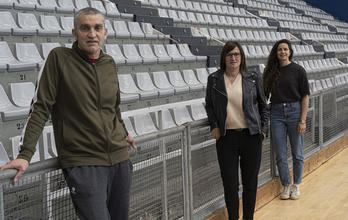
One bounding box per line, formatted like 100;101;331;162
205;70;269;137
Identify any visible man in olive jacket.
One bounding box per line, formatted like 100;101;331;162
0;7;136;220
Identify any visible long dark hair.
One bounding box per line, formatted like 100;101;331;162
219;41;247;74
262;39;293;97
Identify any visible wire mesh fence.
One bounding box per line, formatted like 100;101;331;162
1;85;348;219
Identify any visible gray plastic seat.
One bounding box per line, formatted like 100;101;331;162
166;44;185;63
182;69;204;92
74;0;89;10
152;44;172;63
57;0;76;12
104;1;120;18
39;15;61;36
113;20;131;39
177;44;199;62
0;84;30;121
189;102;207;120
118;74;157;100
14;0;36;10
138;44;159;64
36;0;58;12
136;72;174;98
141;23;164;40
172;105;193;126
167;70;190;92
0;11;28;36
122;117;137;137
128;22;145;39
122;44;143;66
155;108;177;130
18;12;58;36
133;113;158;135
15;43;44;69
0;142;10;166
104;44;126;66
60;16;74;37
41;42;61;59
152;71;188;95
194;68;209;89
0;41;36;72
90;0;106;14
105;19;115;38
8;82;35;107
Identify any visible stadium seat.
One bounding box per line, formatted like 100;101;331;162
17;12;58;36
0;0;16;9
166;44;185;63
122;44;143;66
113;20;131;39
177;44;202;62
122;117;137;137
104;44;126;66
138;44;159;64
151;71;188;95
133;113;158;135
155;108;177;130
118;74;157;100
59;16;74;37
38;125;57;160
90;0;106;14
104;1;121;18
194;68;209;89
141;23;167;40
74;0;89;10
104;19;115;38
39;15;62;36
57;0;76;12
135;72;173;97
189;102;207;120
36;0;59;13
171;105;193;126
15;43;44;69
153;45;176;63
0;142;10;166
167;70;190;92
0;41;36;72
0;84;30;121
8;82;35;107
14;0;36;10
128;22;145;39
182;69;204;92
9;135;41;162
0;11;27;36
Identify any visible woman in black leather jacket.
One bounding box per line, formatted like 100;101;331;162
205;41;269;220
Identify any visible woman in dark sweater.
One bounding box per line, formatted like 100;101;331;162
263;39;310;200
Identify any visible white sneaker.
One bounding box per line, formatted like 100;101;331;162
290;184;300;200
280;185;291;200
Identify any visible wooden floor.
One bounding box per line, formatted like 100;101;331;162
254;147;348;220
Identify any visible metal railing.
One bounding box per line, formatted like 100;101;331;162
1;83;348;220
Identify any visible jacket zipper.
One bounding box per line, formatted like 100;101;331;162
93;62;112;164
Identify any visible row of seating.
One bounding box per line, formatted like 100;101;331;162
260;10;316;24
0;0;131;18
279;20;331;33
0;41;205;73
297;58;347;75
243;0;296;14
309;74;348;93
122;98;207;136
192;27;298;44
301;32;348;43
119;68;209;104
0;12;147;39
159;9;274;31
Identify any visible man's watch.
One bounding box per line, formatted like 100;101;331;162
300;120;306;124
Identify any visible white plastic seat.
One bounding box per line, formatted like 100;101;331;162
0;11;30;36
133;113;158;135
151;71;188;95
177;11;191;24
172;105;193;126
153;44;172;63
41;42;61;59
138;44;159;65
38;125;57;159
195;13;209;25
57;0;76;12
113;20;131;39
39;15;61;36
167;70;190;92
207;67;218;74
104;1;120;17
194;68;209;89
0;142;10;166
177;44;197;62
186;12;200;25
36;0;58;12
8;82;35;107
135;72;174;97
128;21;145;39
166;44;185;63
122;117;137;137
104;44;126;66
15;43;44;69
18;12;58;36
105;19;115;38
167;9;181;23
182;69;204;92
0;0;16;9
141;23;165;40
14;0;36;10
90;0;106;14
74;0;89;10
0;84;30;121
155;108;177;130
122;44;143;66
118;74;157;100
189;102;207;120
60;16;74;37
0;41;36;72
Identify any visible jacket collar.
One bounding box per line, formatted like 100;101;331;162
211;69;254;80
72;41;105;63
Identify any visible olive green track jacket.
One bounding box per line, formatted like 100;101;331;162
18;41;129;169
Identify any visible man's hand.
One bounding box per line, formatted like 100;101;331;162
125;134;136;150
0;158;29;185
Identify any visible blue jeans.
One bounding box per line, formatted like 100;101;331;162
271;102;304;186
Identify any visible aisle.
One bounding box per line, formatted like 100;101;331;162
254;147;348;220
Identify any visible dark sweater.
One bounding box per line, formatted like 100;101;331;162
270;62;310;104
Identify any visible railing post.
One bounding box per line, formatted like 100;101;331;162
0;186;4;219
182;123;193;219
319;93;324;149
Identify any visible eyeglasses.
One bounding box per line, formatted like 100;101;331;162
226;53;241;58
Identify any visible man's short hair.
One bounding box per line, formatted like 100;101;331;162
74;7;105;30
